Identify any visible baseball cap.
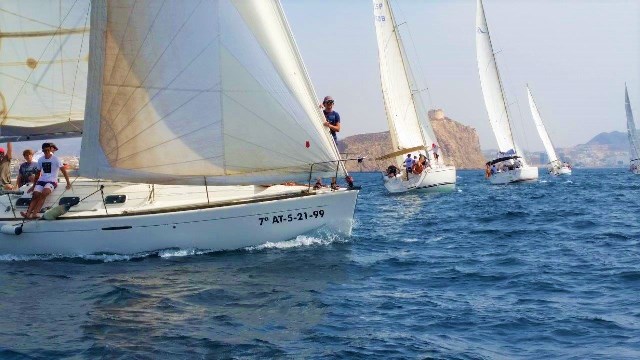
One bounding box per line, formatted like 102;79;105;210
323;96;334;103
0;147;5;153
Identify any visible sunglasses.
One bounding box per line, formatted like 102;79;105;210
324;100;335;105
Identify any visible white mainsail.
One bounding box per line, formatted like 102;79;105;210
526;86;559;165
626;84;640;162
372;0;441;166
81;0;344;185
476;0;524;162
0;0;90;140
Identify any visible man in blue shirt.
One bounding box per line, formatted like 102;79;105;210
321;96;340;143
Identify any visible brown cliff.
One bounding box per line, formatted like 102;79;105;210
337;110;486;171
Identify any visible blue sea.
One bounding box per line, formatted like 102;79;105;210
1;169;639;359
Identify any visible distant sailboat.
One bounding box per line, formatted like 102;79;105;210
476;0;538;184
372;0;456;193
526;85;572;176
625;84;640;174
0;0;359;255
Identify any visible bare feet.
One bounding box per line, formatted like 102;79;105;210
20;211;28;218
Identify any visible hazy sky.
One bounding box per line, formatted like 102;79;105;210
282;0;640;151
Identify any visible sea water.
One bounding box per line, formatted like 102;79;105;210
0;169;638;358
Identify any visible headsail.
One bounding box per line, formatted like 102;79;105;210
626;84;640;162
0;0;90;141
476;0;525;163
372;0;441;166
526;86;559;165
81;0;344;185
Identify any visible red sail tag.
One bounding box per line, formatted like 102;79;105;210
305;141;310;148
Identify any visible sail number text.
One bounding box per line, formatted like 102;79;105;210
258;210;325;225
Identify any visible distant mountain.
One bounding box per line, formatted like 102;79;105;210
585;131;628;151
337;111;486;171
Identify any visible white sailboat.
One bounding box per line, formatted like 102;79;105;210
476;0;538;184
372;0;456;194
526;85;572;176
0;0;359;255
626;84;640;174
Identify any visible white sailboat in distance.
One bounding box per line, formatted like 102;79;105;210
372;0;456;193
476;0;538;184
625;84;640;174
526;85;572;176
0;0;359;255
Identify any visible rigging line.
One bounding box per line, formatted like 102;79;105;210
67;2;91;133
391;0;435;109
59;0;65;96
4;0;81;119
101;0;167;115
0;7;58;29
272;0;342;160
107;0;209;138
500;58;531;159
0;71;86;98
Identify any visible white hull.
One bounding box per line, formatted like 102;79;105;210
631;166;640;175
0;180;358;255
383;166;456;193
488;166;538;184
550;166;572;176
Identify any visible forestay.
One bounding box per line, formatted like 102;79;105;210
81;0;343;185
0;0;89;141
372;0;440;166
625;85;640;161
527;86;559;165
476;0;524;162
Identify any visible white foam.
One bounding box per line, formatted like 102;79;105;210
158;248;209;258
247;234;340;251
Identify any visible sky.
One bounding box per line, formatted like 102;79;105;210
282;0;640;151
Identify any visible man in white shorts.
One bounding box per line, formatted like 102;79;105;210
21;142;72;219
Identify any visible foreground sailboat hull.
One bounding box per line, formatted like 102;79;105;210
0;188;358;256
488;166;538;185
383;166;456;193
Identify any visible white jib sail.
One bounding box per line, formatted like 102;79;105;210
526;86;559;165
626;85;640;162
81;0;344;185
372;0;441;166
0;0;90;140
476;0;524;162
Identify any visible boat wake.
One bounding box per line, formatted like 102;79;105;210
0;232;348;262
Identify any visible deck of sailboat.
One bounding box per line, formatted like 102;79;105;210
0;179;354;221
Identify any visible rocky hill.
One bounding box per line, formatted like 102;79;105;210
585;131;628;151
338;110;485;171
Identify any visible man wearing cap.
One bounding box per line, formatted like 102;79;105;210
21;142;71;219
320;96;341;144
0;142;13;190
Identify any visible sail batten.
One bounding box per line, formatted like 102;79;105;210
527;86;559;165
81;0;343;185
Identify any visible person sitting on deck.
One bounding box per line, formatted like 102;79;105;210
313;178;323;190
412;155;425;174
17;149;38;189
330;177;339;190
21;143;72;219
386;164;399;178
